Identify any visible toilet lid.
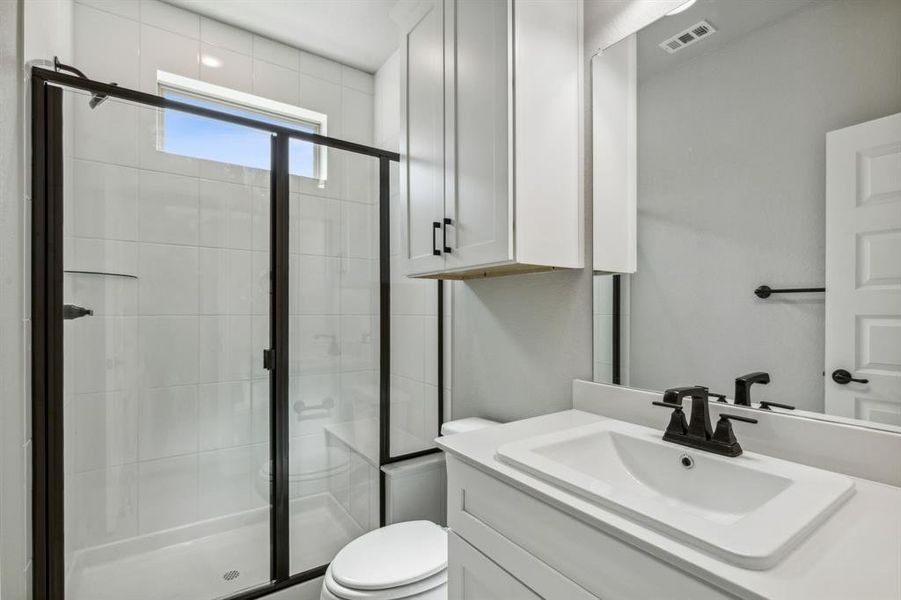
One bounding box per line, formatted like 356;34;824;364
330;521;447;590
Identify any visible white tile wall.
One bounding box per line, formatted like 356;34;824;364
199;17;252;55
65;0;385;556
72;160;140;240
140;0;198;38
593;274;616;384
253;35;299;71
200;43;253;94
138;385;198;460
137;454;198;533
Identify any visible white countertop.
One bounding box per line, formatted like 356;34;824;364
436;409;901;600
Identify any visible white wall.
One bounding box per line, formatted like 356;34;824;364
628;0;901;410
1;1;27;597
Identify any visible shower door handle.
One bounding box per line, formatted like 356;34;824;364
63;304;93;320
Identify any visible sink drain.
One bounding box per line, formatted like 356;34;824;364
223;570;240;582
680;454;695;469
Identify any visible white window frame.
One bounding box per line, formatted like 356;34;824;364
156;70;328;181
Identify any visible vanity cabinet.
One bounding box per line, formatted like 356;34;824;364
397;0;583;279
446;455;737;599
448;532;540;600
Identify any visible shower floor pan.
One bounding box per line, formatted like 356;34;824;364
66;493;363;600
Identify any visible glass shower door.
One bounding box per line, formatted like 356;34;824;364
286;142;381;575
61;88;272;600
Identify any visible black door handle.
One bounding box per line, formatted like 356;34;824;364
432;222;441;256
63;304;93;320
831;369;869;385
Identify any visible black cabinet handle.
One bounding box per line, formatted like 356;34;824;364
831;369;869;385
432;222;441;256
443;217;452;253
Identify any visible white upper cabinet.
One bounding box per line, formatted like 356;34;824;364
399;0;446;275
397;0;583;280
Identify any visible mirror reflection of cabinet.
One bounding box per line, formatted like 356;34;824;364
592;36;637;274
396;0;582;280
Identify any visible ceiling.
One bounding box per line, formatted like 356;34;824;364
165;0;400;73
636;0;819;79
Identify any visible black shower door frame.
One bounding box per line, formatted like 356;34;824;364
31;67;444;600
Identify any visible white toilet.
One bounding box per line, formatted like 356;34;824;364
321;418;497;600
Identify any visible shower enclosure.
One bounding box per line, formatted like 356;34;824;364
31;67;443;600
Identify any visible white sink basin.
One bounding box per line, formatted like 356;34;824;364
496;419;855;569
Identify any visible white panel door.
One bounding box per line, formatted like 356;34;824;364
825;112;901;426
443;0;511;271
401;0;446;275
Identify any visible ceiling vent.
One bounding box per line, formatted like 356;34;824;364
659;20;717;54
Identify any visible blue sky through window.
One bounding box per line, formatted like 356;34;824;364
161;90;317;177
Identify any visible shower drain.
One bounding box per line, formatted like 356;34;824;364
223;570;240;582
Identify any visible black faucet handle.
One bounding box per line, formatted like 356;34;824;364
758;400;795;411
652;401;689;436
719;413;758;424
712;413;758;456
652;401;683;410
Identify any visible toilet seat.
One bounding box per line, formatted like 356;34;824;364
323;566;446;600
323;521;448;600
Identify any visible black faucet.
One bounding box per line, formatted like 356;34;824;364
734;372;770;406
653;386;758;457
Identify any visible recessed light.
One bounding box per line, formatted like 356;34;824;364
667;0;698;16
201;54;222;68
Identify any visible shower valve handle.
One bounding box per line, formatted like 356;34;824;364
62;304;93;320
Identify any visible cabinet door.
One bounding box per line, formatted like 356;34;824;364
444;0;511;271
448;532;541;600
401;0;446;275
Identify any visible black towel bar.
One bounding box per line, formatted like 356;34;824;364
754;285;824;299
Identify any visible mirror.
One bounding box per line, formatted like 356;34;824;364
592;0;901;432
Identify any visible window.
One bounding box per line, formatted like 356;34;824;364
157;71;328;180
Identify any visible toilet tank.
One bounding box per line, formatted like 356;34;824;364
383;418;498;526
440;417;498;436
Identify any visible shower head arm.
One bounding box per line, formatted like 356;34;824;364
53;56;117;109
53;56;88;80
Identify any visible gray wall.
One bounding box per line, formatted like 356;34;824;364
451;268;593;422
629;0;901;410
